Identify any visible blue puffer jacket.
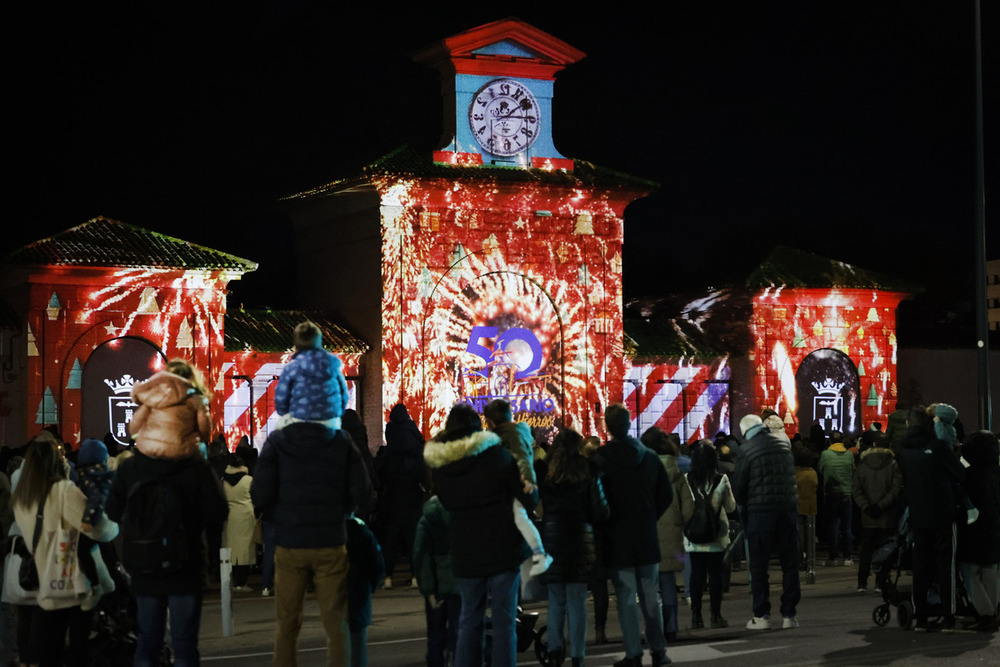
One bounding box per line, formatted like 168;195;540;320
251;423;372;549
274;348;349;421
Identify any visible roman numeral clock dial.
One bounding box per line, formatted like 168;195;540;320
469;78;540;157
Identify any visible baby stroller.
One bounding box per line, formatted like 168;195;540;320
483;606;551;666
871;509;972;629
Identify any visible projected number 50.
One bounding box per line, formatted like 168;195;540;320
464;326;543;381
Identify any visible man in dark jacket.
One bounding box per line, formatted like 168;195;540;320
106;450;228;665
251;422;372;665
732;414;800;630
592;404;672;667
423;403;532;667
896;406;966;631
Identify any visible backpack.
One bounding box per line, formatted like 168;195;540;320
121;474;188;575
683;474;723;544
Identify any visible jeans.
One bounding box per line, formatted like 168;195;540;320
547;581;589;658
455;569;520;667
425;594;461;667
274;545;350;666
135;593;203;667
610;563;665;661
261;520;277;589
658;571;679;635
745;509;801;619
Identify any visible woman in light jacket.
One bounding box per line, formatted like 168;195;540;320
222;453;257;591
683;441;737;630
12;434;118;667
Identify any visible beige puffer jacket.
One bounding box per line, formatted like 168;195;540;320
129;371;210;459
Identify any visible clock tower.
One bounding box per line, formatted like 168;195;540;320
414;17;584;168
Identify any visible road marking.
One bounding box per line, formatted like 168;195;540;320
575;640;792;665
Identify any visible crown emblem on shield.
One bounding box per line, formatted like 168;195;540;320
104;374;137;394
812;377;845;395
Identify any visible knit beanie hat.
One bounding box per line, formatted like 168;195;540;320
932;403;959;445
78;438;109;467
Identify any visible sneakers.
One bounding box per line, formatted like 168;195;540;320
710;614;729;629
261;587;273;597
529;552;554;577
857;587;867;593
843;559;854;567
232;585;252;593
782;616;799;629
746;616;771;630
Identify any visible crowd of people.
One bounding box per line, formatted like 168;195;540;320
0;318;996;666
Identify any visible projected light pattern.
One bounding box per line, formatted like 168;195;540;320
376;174;631;438
625;361;732;443
751;288;906;436
24;268;234;445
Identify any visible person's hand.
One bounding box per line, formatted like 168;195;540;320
80;521;93;532
523;479;536;494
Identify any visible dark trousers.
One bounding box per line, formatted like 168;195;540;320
689;552;725;616
857;526;891;588
911;523;955;621
746;509;801;619
23;605;93;667
425;594;461;667
826;495;853;560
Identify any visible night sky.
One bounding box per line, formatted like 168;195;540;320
6;3;997;332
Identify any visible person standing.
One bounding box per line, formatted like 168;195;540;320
423;404;532;667
683;442;737;630
818;430;856;566
537;428;609;667
592;404;672;667
222;453;257;592
851;438;902;592
957;430;1000;631
732;414;800;630
896;405;966;631
412;495;461;667
641;427;692;642
251;420;372;665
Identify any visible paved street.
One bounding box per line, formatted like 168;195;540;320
196;563;1000;666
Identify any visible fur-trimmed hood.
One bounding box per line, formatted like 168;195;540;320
424;430;501;469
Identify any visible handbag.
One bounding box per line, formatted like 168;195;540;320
2;536;37;605
37;495;89;607
18;498;44;592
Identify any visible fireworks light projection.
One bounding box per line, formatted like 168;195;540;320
375;171;636;438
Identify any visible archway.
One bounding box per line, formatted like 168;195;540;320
795;348;862;437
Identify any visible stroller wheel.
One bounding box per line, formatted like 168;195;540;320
873;604;891;627
533;625;550;666
898;601;914;630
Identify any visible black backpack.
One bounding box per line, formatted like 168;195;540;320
121;474;188;575
683;474;723;544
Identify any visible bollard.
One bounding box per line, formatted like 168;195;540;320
220;547;233;637
805;516;816;584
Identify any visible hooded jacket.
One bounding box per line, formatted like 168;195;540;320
274;347;349;421
129;371;211;459
592;436;672;568
851;447;902;529
377;404;427;521
957;431;1000;565
732;425;798;513
492;421;536;485
423;430;531;578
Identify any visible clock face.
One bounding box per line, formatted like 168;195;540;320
468;79;540;157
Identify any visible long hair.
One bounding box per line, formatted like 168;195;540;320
687;440;719;489
11;434;67;511
165;358;211;399
546;429;590;485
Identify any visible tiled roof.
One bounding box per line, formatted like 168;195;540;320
224;308;370;354
282;145;659;200
3;217;258;272
746;246;911;292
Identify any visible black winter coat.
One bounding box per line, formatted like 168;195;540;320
957;431;1000;565
592;437;672;568
377;407;427;523
251;423;372;549
539;471;609;583
732;426;798;513
424;430;532;578
896;427;965;530
106;451;228;596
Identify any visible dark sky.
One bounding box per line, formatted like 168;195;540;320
6;3;997;318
